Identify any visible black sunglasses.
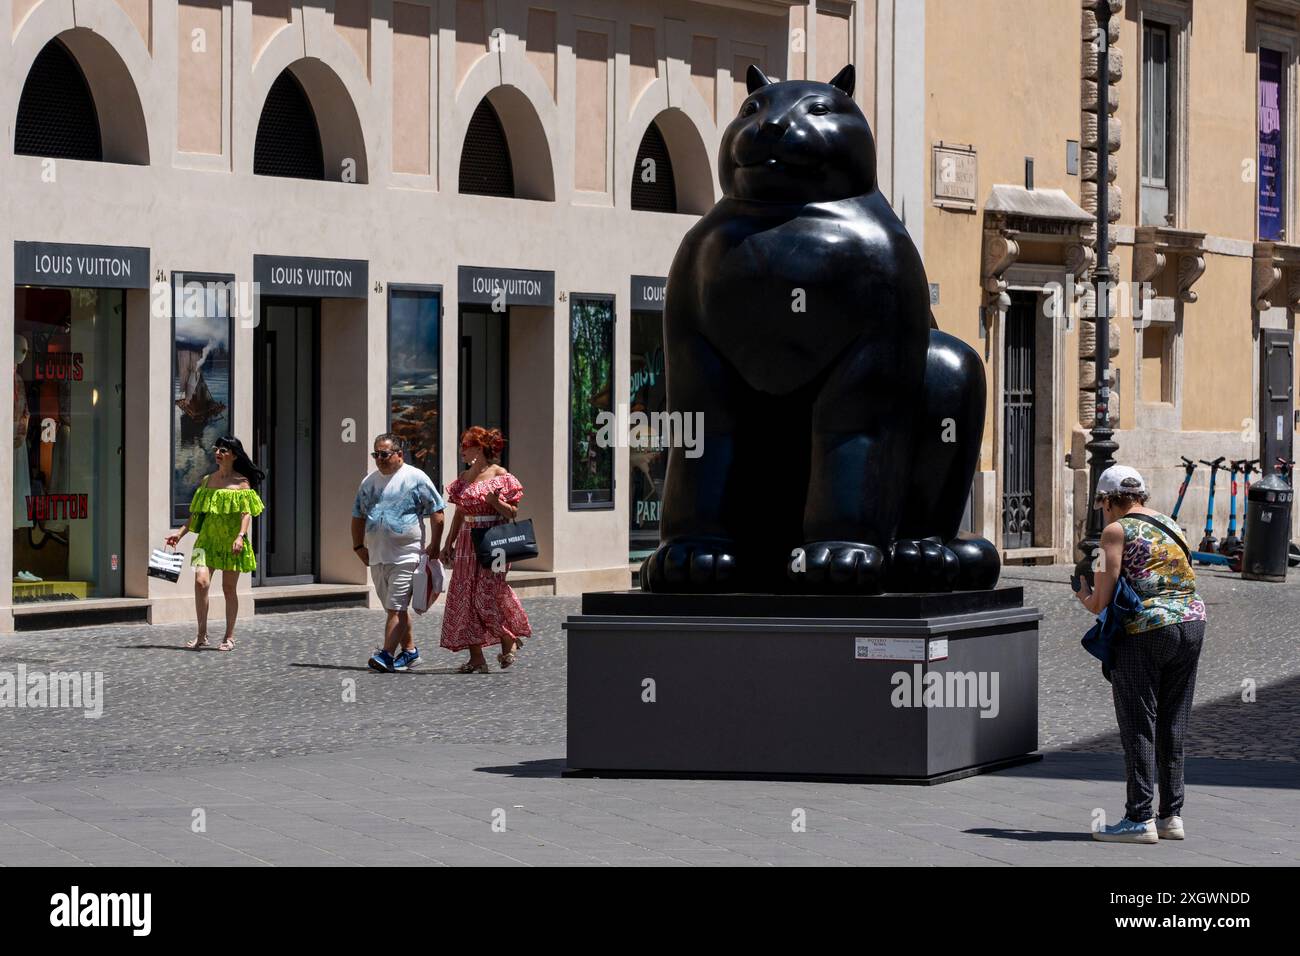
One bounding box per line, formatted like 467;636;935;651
371;450;398;460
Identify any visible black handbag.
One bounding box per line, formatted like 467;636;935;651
471;518;539;569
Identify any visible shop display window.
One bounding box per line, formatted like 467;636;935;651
13;286;125;602
171;274;234;523
388;288;441;483
569;295;615;509
629;310;666;557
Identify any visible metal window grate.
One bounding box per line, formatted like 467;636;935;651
631;120;678;212
15;39;102;161
254;70;325;180
459;98;514;197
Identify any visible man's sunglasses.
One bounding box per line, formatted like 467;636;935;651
371;450;398;460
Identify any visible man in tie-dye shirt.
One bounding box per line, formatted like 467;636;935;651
351;434;445;673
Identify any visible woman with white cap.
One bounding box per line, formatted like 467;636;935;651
1074;464;1207;845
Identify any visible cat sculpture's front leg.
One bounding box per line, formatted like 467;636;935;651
640;331;745;593
793;334;927;594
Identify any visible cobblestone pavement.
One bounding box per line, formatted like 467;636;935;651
0;570;1296;865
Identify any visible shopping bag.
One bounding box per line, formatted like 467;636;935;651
147;547;184;583
471;518;539;570
411;553;445;614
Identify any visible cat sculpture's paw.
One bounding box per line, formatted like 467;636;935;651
791;541;886;594
640;537;740;593
886;538;960;592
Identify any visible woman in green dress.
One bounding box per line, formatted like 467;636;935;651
166;437;265;651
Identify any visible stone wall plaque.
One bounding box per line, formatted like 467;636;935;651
933;142;978;211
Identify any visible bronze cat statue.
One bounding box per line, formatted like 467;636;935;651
640;64;999;594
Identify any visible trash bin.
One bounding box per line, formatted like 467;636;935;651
1241;473;1294;582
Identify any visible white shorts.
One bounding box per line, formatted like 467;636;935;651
371;562;415;612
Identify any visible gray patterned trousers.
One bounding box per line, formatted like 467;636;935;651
1110;619;1206;822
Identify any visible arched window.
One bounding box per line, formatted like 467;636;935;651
15;39;102;161
631;120;677;212
459;98;514;197
254;70;325;180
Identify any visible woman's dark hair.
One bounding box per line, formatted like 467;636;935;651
215;436;265;487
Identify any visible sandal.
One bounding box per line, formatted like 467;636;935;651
457;659;489;674
186;634;209;650
498;638;520;669
217;638;237;652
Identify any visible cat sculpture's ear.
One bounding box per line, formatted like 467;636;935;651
746;63;773;94
829;64;855;97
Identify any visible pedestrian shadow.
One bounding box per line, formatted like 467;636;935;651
964;828;1093;843
288;662;506;676
114;644;212;652
475;758;567;778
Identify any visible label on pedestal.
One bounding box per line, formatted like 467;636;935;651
855;637;949;662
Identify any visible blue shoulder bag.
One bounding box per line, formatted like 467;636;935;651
1081;575;1142;681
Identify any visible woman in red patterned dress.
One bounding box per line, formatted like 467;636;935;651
438;427;532;673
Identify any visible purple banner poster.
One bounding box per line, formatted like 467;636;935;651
1260;48;1284;241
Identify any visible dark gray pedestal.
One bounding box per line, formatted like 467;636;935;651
564;588;1041;784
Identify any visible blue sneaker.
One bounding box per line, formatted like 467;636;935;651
368;649;395;673
1093;816;1157;844
392;647;421;672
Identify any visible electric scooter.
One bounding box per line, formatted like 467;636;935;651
1197;457;1226;554
1169;456;1197;526
1219;460;1246;556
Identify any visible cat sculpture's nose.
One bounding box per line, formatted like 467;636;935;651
759;121;786;140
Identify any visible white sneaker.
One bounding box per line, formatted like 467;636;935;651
1093;817;1158;843
15;570;42;582
1157;815;1185;840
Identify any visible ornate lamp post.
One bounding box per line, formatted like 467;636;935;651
1077;1;1119;580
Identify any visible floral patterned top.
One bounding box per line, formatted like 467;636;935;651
1118;511;1207;635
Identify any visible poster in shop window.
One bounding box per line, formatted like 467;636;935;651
570;296;614;508
171;274;234;523
1259;48;1285;241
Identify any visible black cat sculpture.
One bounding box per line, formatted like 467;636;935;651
640;64;1000;595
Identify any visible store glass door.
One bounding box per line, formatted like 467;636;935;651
254;299;318;584
458;308;508;467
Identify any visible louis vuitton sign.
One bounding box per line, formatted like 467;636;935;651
15;241;150;289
